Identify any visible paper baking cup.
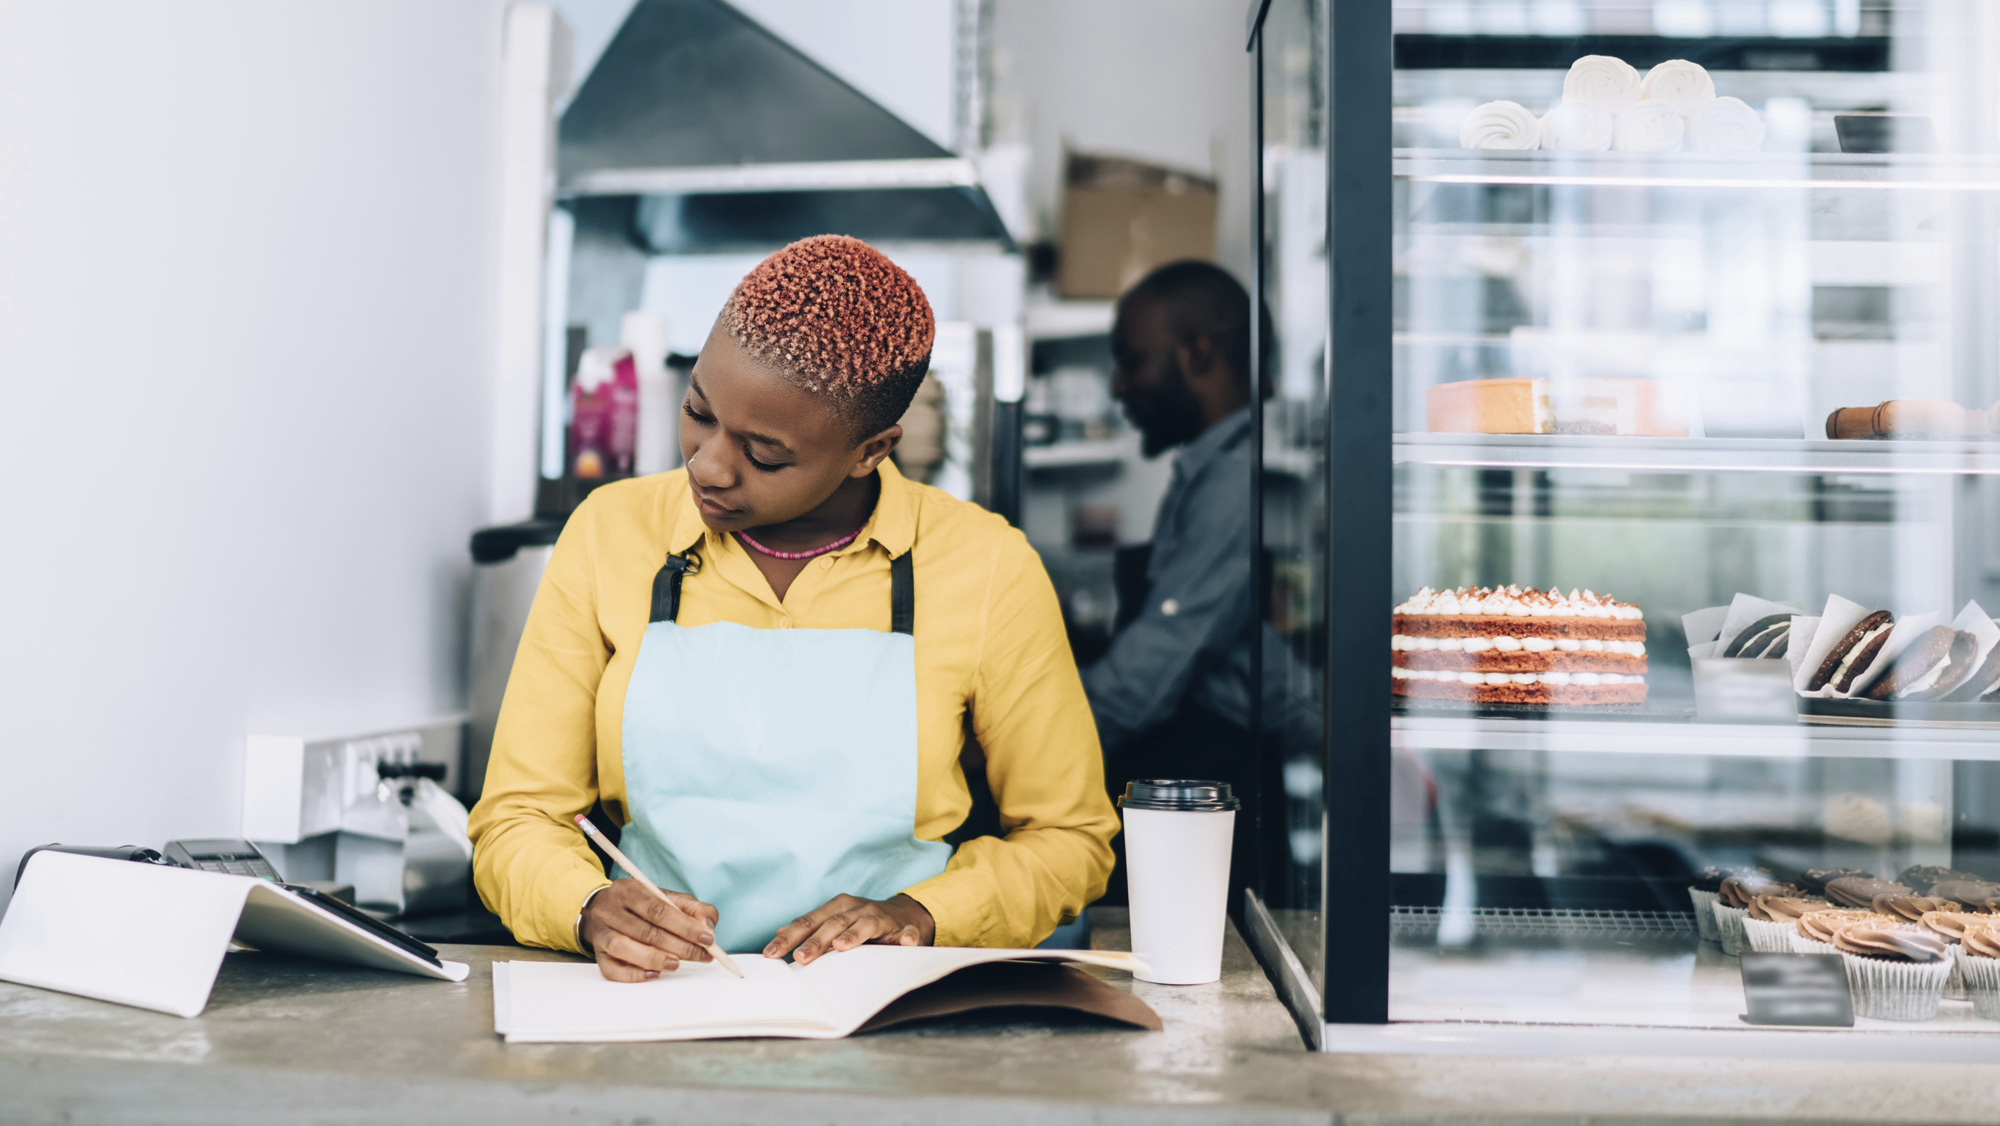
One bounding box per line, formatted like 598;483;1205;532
1743;916;1797;953
1688;888;1720;941
1840;953;1952;1021
1946;946;1967;1002
1712;903;1749;956
1791;934;1838;955
1956;948;2000;1021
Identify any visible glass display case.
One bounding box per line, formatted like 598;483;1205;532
1247;0;2000;1055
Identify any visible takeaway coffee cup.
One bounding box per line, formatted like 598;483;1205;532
1119;779;1240;985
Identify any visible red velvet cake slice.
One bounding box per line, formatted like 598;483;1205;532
1391;585;1647;706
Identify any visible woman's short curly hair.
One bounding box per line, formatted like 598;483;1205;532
721;235;935;441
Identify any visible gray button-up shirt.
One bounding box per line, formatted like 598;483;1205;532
1082;407;1255;754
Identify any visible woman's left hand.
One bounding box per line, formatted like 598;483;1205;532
764;893;934;964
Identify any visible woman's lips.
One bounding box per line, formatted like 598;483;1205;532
693;490;738;517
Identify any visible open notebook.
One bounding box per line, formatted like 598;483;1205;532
493;946;1147;1042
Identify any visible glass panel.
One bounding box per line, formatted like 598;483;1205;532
1259;0;1330;994
1388;0;2000;1035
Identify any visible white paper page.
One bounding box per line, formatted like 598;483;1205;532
1842;611;1941;698
796;946;1146;1035
500;957;837;1042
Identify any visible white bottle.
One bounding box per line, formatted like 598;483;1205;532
621;311;675;475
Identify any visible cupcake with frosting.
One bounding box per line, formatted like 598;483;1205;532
1686;865;1747;942
1956;923;2000;1020
1873;894;1956;922
1744;895;1832;953
1922;910;1997;1003
1714;874;1798;956
1793;908;1879;955
1834;921;1953;1021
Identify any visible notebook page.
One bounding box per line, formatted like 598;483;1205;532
500;957;837;1042
796;946;1146;1035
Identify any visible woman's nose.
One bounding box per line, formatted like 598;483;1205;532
685;442;736;491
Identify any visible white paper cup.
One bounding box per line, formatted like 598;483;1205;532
1120;779;1240;985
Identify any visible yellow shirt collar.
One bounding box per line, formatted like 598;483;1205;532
668;458;919;559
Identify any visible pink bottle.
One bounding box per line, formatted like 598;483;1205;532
569;346;639;479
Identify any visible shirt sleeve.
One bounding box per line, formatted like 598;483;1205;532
901;532;1120;948
465;503;615;953
1080;470;1253;754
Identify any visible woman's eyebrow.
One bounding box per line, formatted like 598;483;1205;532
688;372;794;454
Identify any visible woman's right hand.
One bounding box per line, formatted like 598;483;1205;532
580;879;721;982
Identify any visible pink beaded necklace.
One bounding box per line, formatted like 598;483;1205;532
735;526;864;561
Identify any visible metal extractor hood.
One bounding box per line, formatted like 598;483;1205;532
558;0;1012;252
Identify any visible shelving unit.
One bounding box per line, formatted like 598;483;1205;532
1023;437;1133;470
1249;0;2000;1052
1395;433;2000;475
1394;713;2000;762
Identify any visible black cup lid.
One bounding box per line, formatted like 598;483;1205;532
1118;779;1240;811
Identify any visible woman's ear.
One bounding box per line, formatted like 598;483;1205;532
849;424;904;478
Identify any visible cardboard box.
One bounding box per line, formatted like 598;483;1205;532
1056;151;1217;300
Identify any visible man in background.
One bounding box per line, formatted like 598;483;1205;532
1082;259;1270;900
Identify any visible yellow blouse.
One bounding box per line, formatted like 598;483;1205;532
467;461;1119;952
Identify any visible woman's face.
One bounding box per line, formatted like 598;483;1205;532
679;323;893;532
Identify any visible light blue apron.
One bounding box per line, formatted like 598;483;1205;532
614;548;952;953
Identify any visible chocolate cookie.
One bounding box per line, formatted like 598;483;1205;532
1867;626;1978;701
1723;613;1793;659
1941;640;2000;703
1809;610;1893;693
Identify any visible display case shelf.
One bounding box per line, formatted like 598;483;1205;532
1394;712;2000;762
1395;433;2000;475
1396;149;2000;192
1022;438;1131;470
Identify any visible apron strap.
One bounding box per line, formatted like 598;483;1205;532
890;552;914;635
649;550;701;623
651;546;911;632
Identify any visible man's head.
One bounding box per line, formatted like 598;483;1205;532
1109;260;1268;457
681;235;935;531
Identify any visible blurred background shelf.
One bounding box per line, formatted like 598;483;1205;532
1394;713;2000;761
1395;150;2000;190
1023;437;1134;470
1395;433;2000;475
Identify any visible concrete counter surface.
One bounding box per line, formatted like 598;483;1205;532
11;907;2000;1126
0;909;1325;1126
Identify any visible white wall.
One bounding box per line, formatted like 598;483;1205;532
0;1;508;913
990;0;1255;280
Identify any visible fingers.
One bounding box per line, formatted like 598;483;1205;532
765;894;860;960
622;893;716;961
666;891;720;927
796;907;905;964
596;930;681;978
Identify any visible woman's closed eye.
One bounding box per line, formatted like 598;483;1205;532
743;448;785;472
682;401;713;426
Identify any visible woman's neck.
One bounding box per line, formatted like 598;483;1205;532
743;471;880;552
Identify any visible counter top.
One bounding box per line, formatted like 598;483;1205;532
10;908;2000;1125
0;909;1323;1126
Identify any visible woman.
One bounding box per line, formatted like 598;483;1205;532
469;236;1118;981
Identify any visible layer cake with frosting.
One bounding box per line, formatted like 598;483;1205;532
1393;585;1647;706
